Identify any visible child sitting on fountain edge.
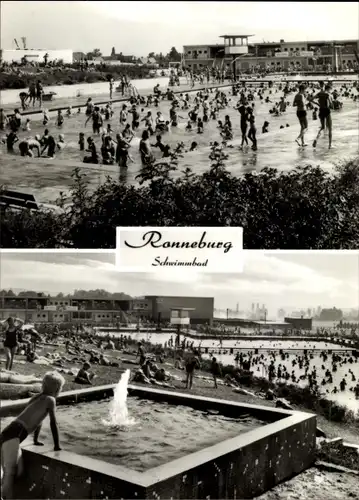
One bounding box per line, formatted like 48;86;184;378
0;371;65;499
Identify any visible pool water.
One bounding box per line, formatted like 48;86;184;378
1;80;358;204
98;331;358;411
2;398;265;471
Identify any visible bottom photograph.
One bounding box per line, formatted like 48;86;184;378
0;251;358;500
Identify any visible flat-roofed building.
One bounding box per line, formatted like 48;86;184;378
183;37;359;73
0;294;214;325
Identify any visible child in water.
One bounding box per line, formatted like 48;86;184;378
56;110;64;127
78;132;85;151
262;121;269;133
22;118;31;132
42;109;49;126
57;134;66;150
197;118;204;134
0;371;64;499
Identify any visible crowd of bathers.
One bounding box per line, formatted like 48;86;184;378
0;78;358;168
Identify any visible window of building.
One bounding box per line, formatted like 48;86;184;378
198;50;202;54
188;51;191;54
204;50;207;54
42;314;46;318
301;47;305;50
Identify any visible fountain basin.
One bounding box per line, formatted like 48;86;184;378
1;385;316;499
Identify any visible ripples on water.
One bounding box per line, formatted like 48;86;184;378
2;398;265;471
1;80;358;204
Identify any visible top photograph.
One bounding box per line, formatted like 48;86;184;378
0;0;358;249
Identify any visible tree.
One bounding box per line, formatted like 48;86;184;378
167;46;182;62
111;47;116;57
319;308;344;321
18;291;39;297
1;153;359;249
86;48;102;60
148;52;155;59
0;290;16;297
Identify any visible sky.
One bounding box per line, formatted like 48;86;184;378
1;1;358;57
0;251;358;315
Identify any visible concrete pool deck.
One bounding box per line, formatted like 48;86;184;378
0;384;316;499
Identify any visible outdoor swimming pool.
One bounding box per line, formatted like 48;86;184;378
97;332;358;411
1;79;358;204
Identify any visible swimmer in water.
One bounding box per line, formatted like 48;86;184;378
292;85;308;147
312;84;333;149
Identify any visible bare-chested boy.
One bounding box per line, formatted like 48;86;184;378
0;371;64;499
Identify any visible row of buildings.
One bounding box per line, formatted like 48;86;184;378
0;294;312;330
0;294;214;325
2;36;358;72
183;37;359;73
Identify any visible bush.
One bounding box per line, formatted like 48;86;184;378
1;146;359;248
0;64;153;90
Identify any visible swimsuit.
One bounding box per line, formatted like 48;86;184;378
0;421;28;445
4;328;18;349
319;108;330;120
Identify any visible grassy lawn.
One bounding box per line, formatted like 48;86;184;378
1;339;358;447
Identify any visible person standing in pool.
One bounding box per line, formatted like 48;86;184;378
312;84;333;149
1;317;24;371
19;137;41;157
119;104;128;126
41;132;56;158
292;84;308;147
6;131;18;153
129;105;140;131
85;98;94;116
115;133;132;167
85;107;103;135
247;107;257;151
238;104;249;149
139;130;153;165
83;137;99;164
